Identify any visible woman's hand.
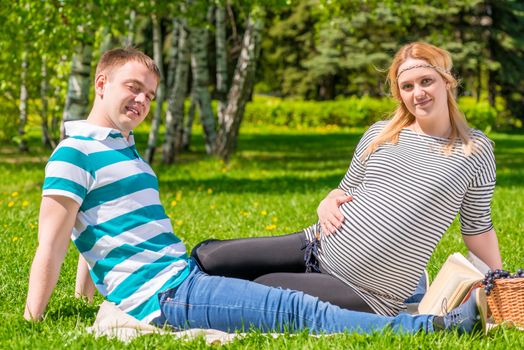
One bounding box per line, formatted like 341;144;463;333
317;189;352;235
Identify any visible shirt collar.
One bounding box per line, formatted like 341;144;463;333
64;120;134;145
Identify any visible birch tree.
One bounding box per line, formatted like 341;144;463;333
190;21;217;154
215;4;228;125
182;89;198;150
214;7;264;161
40;56;56;149
123;9;137;47
163;21;191;164
61;28;94;139
145;12;166;163
18;51;29;152
166;18;180;92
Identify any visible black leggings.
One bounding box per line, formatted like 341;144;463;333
191;232;374;313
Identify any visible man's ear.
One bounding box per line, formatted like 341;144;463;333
94;73;107;97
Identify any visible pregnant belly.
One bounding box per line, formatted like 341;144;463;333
317;200;436;300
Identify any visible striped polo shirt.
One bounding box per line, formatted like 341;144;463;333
43;121;190;323
304;121;496;316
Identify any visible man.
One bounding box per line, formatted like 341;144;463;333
24;48;484;334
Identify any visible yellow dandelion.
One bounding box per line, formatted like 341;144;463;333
22;200;29;207
171;200;177;207
272;217;278;223
8;201;15;207
11;192;19;197
265;224;277;231
176;220;183;226
12;236;19;242
260;210;267;216
207;188;213;194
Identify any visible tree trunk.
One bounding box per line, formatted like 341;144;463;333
182;88;198;150
214;9;264;161
40;56;55;149
18;51;29;152
163;22;191;164
123;9;136;46
145;12;166;164
215;5;228;125
190;24;216;154
166;18;180;92
99;26;116;53
61;31;93;139
485;2;497;108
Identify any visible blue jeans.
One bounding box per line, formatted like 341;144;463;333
152;260;435;334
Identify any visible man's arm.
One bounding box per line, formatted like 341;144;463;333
462;228;503;270
24;195;80;321
75;255;95;301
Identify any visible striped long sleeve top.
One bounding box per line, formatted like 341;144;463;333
304;121;496;316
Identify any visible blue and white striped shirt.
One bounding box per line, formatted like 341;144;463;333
43;121;190;323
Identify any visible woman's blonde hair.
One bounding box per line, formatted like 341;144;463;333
363;42;473;159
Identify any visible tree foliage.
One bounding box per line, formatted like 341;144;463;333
0;0;522;152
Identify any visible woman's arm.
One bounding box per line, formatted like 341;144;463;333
75;255;95;302
462;229;502;270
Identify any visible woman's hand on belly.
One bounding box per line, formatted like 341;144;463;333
317;189;353;235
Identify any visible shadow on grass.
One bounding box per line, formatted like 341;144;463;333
44;299;99;322
158;173;345;195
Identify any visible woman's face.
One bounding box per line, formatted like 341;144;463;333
397;58;449;122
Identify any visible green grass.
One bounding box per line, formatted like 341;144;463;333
1;124;523;349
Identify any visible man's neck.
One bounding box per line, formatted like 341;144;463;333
86;109;130;139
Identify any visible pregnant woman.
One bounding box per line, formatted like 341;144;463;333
191;41;502;316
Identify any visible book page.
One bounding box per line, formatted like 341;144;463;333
418;253;484;315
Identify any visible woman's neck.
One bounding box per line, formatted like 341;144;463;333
411;119;452;138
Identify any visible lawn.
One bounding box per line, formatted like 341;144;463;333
1;124;523;349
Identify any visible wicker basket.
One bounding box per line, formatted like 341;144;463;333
486;277;524;327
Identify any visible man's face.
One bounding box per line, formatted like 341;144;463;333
97;61;158;135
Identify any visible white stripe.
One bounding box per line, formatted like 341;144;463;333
103;243;185;288
116;259;188;311
82;188;161;226
81;218;175;262
45;160;95;186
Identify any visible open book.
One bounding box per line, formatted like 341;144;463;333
418;252;489;316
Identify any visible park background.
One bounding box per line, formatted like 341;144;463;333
0;0;523;348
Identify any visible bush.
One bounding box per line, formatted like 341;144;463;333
244;95;502;130
0;105;19;142
244;96;395;128
458;97;498;132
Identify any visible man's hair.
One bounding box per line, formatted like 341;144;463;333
95;47;160;81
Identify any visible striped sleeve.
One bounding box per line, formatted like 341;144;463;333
459;134;496;235
42;141;95;205
338;121;386;193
